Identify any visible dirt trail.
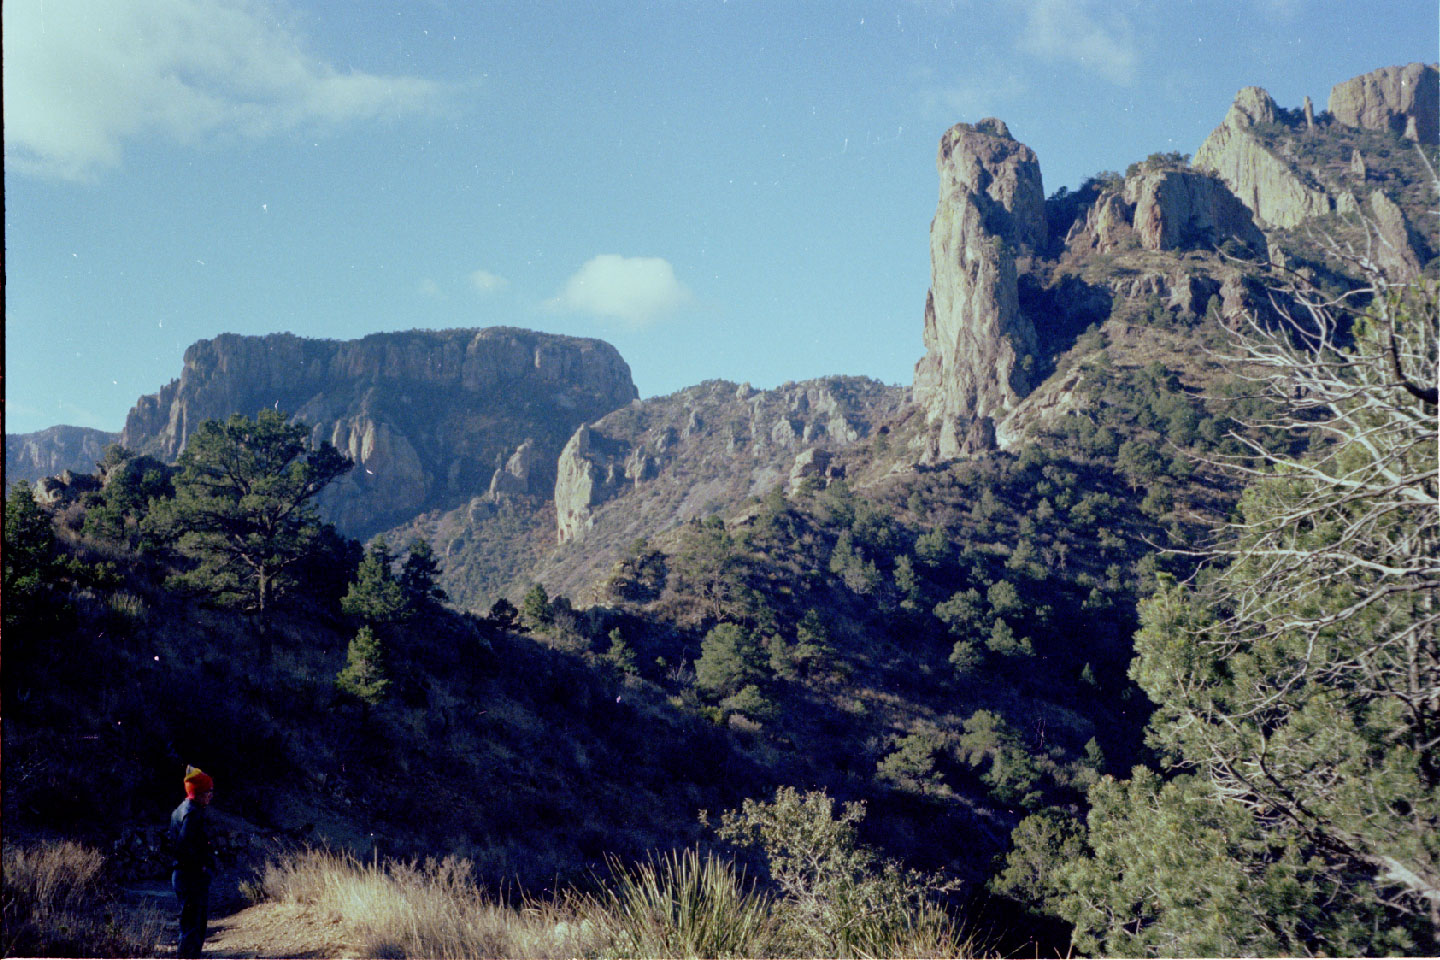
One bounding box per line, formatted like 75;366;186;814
125;880;362;958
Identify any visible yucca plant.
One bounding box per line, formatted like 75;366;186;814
571;848;779;958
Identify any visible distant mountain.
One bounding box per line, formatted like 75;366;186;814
113;327;638;540
5;425;120;487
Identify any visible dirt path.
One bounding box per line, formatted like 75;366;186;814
125;880;363;959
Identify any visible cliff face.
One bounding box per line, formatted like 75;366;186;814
118;328;637;538
1194;86;1336;229
1329;62;1439;144
5;425;120;487
913;119;1044;459
552;377;905;548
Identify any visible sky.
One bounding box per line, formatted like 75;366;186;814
4;0;1436;435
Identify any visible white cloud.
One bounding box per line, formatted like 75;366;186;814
469;269;509;295
418;278;444;299
917;61;1030;123
1017;0;1138;86
2;0;441;180
550;255;691;327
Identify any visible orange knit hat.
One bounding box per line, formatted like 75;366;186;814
184;766;214;797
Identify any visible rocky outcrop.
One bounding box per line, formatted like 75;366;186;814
118;328;637;538
1065;190;1134;252
1368;190;1425;280
1195;87;1335;229
1329;63;1439;144
551;377;904;545
914;119;1045;459
5;425;119;487
488;439;550;499
1125;169;1267;254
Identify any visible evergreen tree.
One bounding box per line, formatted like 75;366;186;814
520;583;553;628
696;622;765;698
336;625;391;706
342;538;406;623
1019;269;1439;952
399;538;446;611
149;409;351;618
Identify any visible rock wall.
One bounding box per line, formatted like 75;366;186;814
913;119;1044;459
118;328;637;538
1194;86;1336;229
552;377;904;545
5;425;120;487
1125;169;1266;254
1329;62;1439;144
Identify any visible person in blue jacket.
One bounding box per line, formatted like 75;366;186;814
169;766;217;958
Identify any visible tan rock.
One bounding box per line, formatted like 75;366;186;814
1125;169;1267;253
1329;63;1439;144
915;119;1044;450
1368;191;1424;280
1195;96;1334;228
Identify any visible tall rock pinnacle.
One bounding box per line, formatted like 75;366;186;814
913;118;1044;459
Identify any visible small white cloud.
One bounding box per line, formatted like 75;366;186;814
550;255;691;327
3;0;441;180
418;278;443;299
469;269;509;294
1017;0;1138;86
918;61;1030;122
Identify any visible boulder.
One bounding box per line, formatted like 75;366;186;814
1329;63;1439;144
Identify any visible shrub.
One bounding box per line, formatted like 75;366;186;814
1;840;163;957
707;786;974;957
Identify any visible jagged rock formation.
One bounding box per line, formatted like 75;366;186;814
1329;62;1439;144
553;377;903;547
487;438;551;499
1126;168;1267;254
1368;190;1425;280
5;425;119;487
119;328;637;537
1194;86;1335;228
913;119;1045;459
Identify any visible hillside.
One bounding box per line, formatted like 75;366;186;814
4;62;1436;957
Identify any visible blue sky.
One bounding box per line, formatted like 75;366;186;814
4;0;1435;434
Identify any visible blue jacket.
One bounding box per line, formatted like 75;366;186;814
169;799;217;874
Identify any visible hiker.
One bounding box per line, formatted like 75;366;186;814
169;766;218;958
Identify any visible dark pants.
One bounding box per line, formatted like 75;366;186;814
172;868;210;958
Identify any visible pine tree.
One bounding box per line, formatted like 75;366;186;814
399;539;446;611
149;409;351;619
342;538;406;623
336;625;391;706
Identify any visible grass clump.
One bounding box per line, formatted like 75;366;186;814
1;840;164;958
258;837;984;959
566;848;779;957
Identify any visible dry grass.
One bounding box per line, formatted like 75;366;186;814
1;839;164;958
257;846;987;959
258;848;601;959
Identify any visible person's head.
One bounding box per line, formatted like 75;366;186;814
184;767;214;805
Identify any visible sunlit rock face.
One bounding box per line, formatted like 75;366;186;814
119;328;637;538
1329;62;1439;144
1194;86;1335;229
1125;168;1267;255
913;118;1044;459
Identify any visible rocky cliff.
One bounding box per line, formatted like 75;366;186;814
912;119;1045;459
1329;62;1439;144
118;328;637;537
5;425;120;487
1194;86;1337;229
